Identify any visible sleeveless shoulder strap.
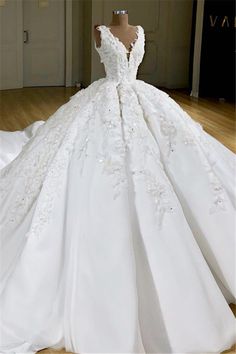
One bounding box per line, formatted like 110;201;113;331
95;24;108;35
138;25;144;37
94;25;112;49
95;24;103;32
137;25;145;47
95;24;145;50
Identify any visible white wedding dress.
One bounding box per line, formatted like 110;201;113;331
0;24;235;354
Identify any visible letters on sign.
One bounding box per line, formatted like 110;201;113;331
209;15;235;28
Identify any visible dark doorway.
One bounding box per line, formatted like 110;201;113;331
199;0;235;102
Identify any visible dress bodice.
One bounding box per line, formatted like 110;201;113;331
95;25;145;84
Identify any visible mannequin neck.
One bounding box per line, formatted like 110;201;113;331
110;13;129;28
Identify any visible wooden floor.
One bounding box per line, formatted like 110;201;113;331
0;86;235;354
0;86;78;131
163;88;236;153
0;86;235;152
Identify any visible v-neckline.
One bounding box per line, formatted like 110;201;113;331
105;25;140;60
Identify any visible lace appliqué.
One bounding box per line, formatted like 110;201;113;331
0;85;99;238
132;169;175;229
158;96;229;214
181;111;228;214
96;147;127;200
119;84;176;228
160;114;177;155
95;86;128;200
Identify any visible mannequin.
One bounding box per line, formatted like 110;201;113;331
94;10;138;59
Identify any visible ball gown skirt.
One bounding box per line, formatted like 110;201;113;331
0;24;235;354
